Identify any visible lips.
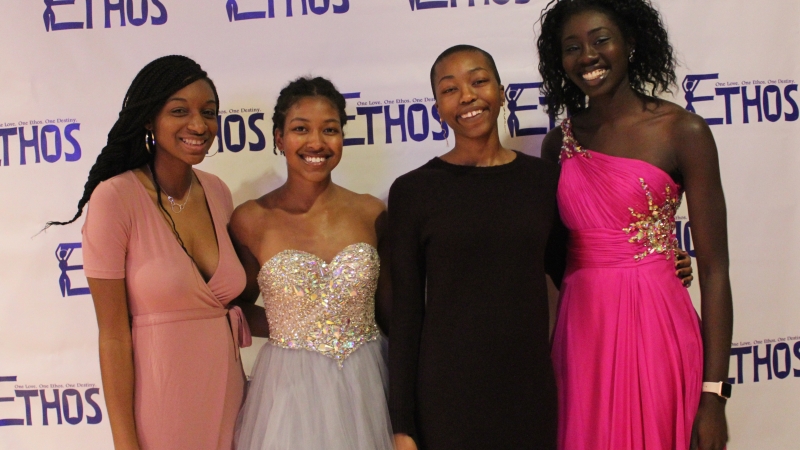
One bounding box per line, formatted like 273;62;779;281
582;68;608;81
301;154;330;165
180;137;208;149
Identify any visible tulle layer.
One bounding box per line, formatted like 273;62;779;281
235;337;392;450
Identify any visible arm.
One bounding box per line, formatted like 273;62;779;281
88;278;140;450
540;126;563;164
387;179;426;447
673;114;733;450
229;204;269;338
374;208;392;336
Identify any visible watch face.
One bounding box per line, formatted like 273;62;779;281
721;383;732;398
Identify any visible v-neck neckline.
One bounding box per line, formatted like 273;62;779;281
130;169;222;286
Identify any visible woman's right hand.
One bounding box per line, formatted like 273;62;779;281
393;433;418;450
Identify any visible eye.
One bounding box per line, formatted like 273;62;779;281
594;36;610;45
563;44;580;54
324;126;341;135
202;109;217;118
292;126;307;133
441;86;457;95
171;107;187;115
474;78;489;86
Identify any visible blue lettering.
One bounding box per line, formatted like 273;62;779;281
0;376;24;427
730;346;751;384
784;84;799;121
84;388;103;424
333;0;348;14
753;344;772;382
384;105;407;144
356;106;382;145
62;389;84;425
308;0;329;15
343;93;365;146
43;0;85;31
0;127;17;166
64;123;82;162
683;74;724;125
40;389;62;425
407;103;429;142
773;342;791;379
741;86;763;123
224;114;246;152
248;114;266;151
763;85;782;122
41;124;62;163
150;0;167;24
104;0;126;27
19;126;41;165
226;0;267;21
794;341;800;377
126;0;148;26
714;87;740;125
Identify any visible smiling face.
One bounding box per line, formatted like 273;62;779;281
560;9;633;99
150;79;218;166
433;50;504;141
276;96;343;182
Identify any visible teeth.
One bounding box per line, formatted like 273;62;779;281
182;138;205;146
582;69;607;81
460;110;483;119
304;156;326;164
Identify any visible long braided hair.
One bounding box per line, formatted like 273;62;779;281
47;55;219;260
537;0;676;117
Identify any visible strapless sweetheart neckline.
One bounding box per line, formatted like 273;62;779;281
260;242;378;269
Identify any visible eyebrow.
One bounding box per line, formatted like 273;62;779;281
288;117;340;124
562;26;611;41
437;67;488;86
166;97;217;104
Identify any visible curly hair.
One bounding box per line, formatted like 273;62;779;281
47;55;219;260
271;76;348;155
537;0;676;117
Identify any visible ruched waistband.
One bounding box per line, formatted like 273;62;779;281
133;306;252;360
568;228;676;269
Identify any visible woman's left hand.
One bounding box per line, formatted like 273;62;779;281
690;393;728;450
675;249;694;287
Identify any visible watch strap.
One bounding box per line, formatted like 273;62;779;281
702;381;732;399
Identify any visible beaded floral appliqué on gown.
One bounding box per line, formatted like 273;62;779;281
559;117;592;160
257;243;380;368
623;178;681;261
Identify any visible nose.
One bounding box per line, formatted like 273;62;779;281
187;112;208;133
579;44;599;65
460;83;477;104
305;129;324;150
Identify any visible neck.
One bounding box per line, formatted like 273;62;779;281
151;152;193;198
444;127;510;166
584;79;642;123
276;174;335;213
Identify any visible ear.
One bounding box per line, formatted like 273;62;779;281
274;128;284;152
499;84;505;106
144;121;153;132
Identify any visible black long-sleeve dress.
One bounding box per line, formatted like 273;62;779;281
388;151;567;450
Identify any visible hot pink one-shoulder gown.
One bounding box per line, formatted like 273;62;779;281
552;119;703;450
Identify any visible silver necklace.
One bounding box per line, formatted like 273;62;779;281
165;176;193;213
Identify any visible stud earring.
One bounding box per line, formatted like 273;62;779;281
628;48;635;62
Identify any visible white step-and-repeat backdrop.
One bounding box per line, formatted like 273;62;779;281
1;1;797;448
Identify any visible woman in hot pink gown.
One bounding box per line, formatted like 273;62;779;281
538;1;733;450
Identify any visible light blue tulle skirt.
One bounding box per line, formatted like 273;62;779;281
235;336;392;450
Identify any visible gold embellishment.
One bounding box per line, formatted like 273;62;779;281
560;118;591;161
257;243;380;368
623;178;681;261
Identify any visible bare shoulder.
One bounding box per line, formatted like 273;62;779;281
541;125;564;163
338;187;386;222
231;190;279;237
654;100;714;143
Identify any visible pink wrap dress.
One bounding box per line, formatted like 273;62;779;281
551;119;703;450
83;169;249;450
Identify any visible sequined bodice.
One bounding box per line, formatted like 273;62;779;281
257;243;380;367
558;118;683;264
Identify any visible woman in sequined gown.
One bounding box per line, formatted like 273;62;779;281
230;77;393;450
537;2;733;450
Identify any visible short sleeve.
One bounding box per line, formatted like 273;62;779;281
81;177;132;279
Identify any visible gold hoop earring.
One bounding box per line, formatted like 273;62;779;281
144;131;154;154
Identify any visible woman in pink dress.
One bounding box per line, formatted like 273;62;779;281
48;55;249;449
537;1;733;450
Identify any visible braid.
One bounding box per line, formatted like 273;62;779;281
537;0;676;117
46;55;219;228
271;77;348;154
